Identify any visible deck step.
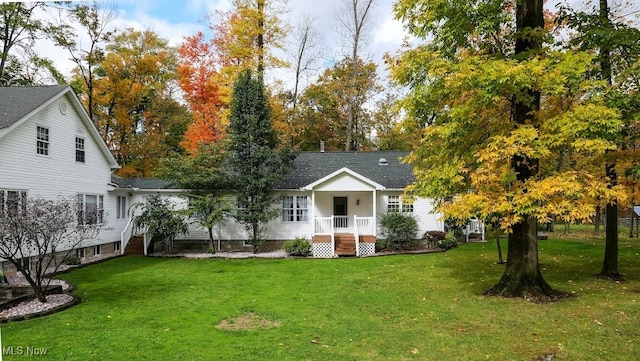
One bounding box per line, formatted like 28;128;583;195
124;236;144;256
335;234;356;256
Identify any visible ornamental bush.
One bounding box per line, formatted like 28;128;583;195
284;237;311;257
437;232;459;251
379;212;419;250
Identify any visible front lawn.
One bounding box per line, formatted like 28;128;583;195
2;234;639;360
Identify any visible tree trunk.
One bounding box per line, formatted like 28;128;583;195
594;205;601;234
496;234;505;264
208;227;216;254
485;216;565;301
484;0;565;300
601;166;621;278
599;0;621;279
630;207;634;238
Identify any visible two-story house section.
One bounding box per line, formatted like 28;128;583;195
0;86;122;267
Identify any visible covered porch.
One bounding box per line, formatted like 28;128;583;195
303;167;385;258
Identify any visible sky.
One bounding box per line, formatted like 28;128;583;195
31;0;408;88
23;0;640;89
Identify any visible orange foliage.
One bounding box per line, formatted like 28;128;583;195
178;32;226;152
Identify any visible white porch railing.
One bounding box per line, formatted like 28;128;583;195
315;216;335;256
315;217;333;235
354;216;375;257
120;217;135;254
355;216;375;235
334;215;348;229
465;218;485;242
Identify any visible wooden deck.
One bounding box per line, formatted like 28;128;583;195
311;233;377;257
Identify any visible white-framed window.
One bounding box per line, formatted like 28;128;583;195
388;195;414;213
0;189;27;216
77;194;104;225
282;196;308;222
116;196;127;219
76;248;86;259
94;245;101;256
114;241;121;251
75;137;85;163
36;126;49;155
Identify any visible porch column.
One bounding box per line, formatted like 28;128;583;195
373;190;377;235
311;190;316;235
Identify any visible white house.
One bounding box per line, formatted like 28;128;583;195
113;152;446;257
0;86;125;270
1;86;450;263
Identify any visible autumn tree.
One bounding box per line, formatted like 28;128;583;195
560;0;640;278
210;0;288;92
337;0;378;151
80;29;188;177
372;92;415;151
296;57;382;151
272;15;325;147
177;32;225;152
0;197;101;302
49;1;117;122
392;0;624;300
227;69;294;252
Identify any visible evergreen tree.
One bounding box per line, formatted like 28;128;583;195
227;69;294;252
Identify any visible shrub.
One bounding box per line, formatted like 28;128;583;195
424;231;446;242
284;237;311;257
438;232;459;251
379;212;419;250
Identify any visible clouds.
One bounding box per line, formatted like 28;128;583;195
33;0;408;87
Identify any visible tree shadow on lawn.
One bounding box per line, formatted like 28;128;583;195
434;240;627;297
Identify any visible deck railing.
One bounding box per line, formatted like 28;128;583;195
120;217;135;253
355;216;375;235
334;215;348;229
315;216;335;255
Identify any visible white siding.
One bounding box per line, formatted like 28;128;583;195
0;92;119;252
376;191;444;238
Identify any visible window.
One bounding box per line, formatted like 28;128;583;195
116;196;127;219
94;245;101;256
36;126;49;155
387;195;400;213
75;137;85;163
388;195;413;213
0;190;27;216
77;194;104;225
114;241;121;251
282;196;308;222
76;248;85;259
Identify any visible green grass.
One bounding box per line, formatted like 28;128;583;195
2;233;640;360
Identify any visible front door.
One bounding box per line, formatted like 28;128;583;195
333;197;348;228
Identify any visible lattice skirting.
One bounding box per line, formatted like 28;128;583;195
312;243;334;258
359;242;376;256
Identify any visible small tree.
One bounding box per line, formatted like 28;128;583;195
0;197;101;302
182;195;232;253
132;195;188;253
379;212;419;251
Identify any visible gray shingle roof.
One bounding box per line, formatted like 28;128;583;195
111;174;172;189
277;151;413;189
0;86;69;129
112;151;414;191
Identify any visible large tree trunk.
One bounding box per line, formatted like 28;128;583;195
601;165;621;278
485;216;565;301
485;0;566;301
598;0;621;279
